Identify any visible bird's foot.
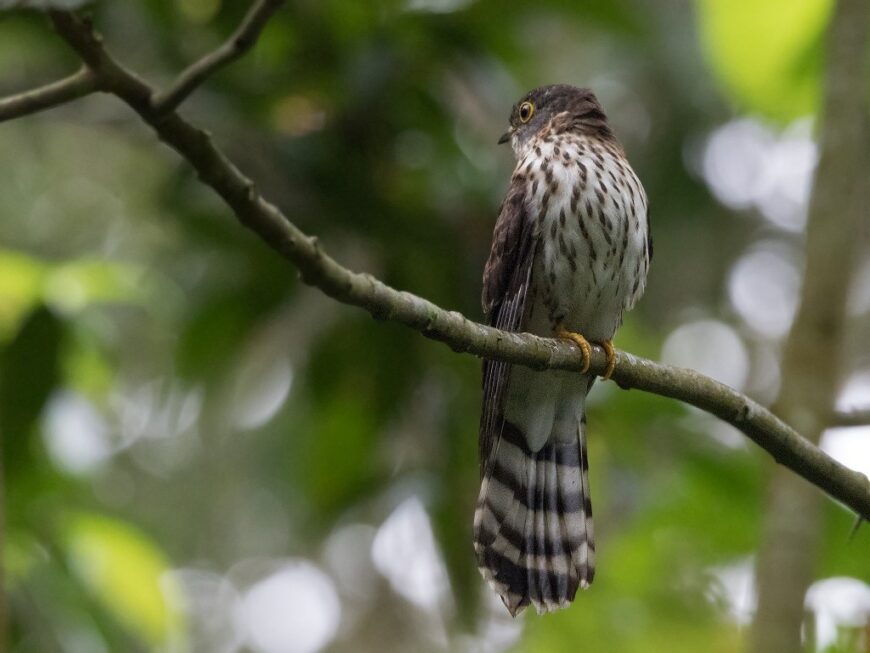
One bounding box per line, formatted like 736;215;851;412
555;326;592;374
599;339;616;381
555;327;617;380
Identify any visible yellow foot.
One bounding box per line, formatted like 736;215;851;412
600;339;617;381
555;326;592;374
555;328;617;380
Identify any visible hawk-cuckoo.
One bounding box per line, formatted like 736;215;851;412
475;84;652;616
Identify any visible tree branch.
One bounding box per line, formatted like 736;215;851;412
39;9;870;521
0;66;98;123
149;0;286;114
829;409;870;428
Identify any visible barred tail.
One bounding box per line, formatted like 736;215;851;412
473;415;594;616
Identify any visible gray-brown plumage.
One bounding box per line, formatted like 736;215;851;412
476;85;651;616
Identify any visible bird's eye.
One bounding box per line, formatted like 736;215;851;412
518;101;535;123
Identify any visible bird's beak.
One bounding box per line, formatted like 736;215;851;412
498;127;514;145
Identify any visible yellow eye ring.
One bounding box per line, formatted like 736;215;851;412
518;101;535;123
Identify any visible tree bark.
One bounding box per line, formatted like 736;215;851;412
749;0;870;651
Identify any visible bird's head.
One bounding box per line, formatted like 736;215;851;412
499;85;613;158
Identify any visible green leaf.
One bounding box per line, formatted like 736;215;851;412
295;387;381;515
43;258;168;315
63;512;183;648
0;306;64;478
0;250;166;341
696;0;832;122
0;250;45;342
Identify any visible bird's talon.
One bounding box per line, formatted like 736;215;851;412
600;340;616;381
555;326;592;374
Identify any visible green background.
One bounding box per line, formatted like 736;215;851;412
1;1;868;652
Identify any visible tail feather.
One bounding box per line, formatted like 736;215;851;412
474;418;595;616
575;414;595;587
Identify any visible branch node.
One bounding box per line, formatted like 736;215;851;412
424;309;438;332
243;180;258;202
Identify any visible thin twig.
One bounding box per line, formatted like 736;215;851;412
149;0;285;114
42;10;870;521
829;409;870;428
0;67;98;123
848;515;864;541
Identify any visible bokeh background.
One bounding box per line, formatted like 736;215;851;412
1;0;869;651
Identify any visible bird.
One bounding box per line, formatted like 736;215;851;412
474;84;651;616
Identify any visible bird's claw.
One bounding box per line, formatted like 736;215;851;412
600;339;617;381
555;326;592;374
556;327;617;380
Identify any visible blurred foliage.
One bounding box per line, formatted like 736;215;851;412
697;0;831;123
0;1;867;652
63;513;183;648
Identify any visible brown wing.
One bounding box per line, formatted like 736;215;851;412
647;204;653;263
479;177;537;477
